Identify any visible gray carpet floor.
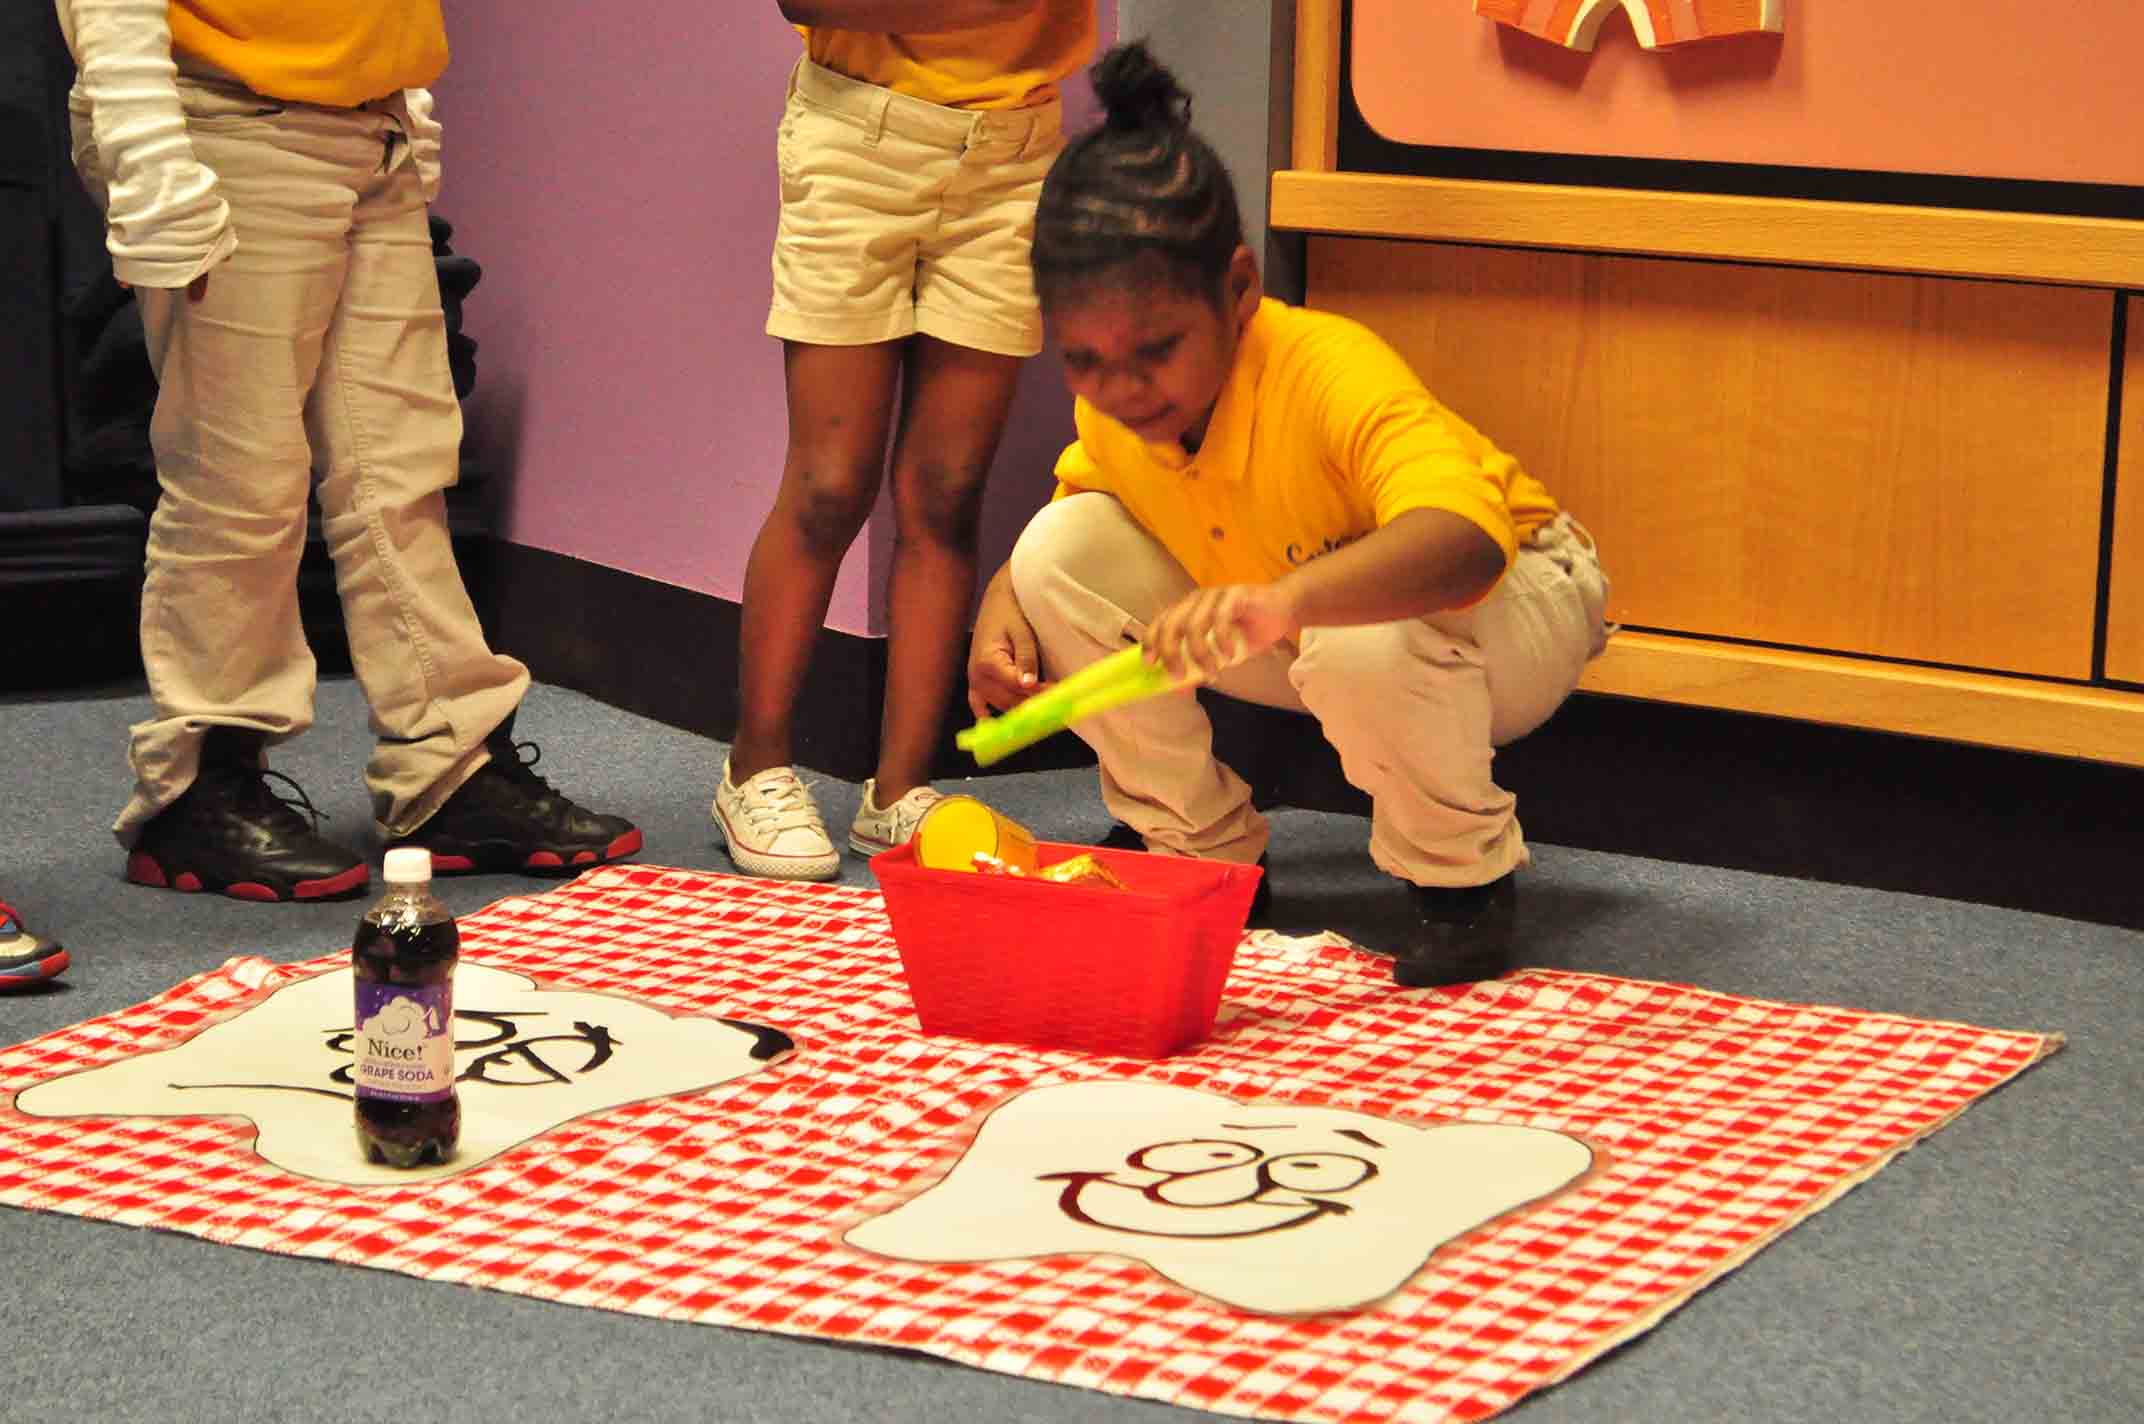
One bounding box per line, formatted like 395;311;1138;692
3;677;2137;1423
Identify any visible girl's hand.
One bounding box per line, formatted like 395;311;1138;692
967;570;1051;719
1144;581;1299;685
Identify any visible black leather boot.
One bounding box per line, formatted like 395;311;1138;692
126;727;370;902
1392;873;1517;988
392;717;642;876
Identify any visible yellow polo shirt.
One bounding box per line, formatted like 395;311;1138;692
169;1;449;107
802;0;1096;110
1053;299;1560;590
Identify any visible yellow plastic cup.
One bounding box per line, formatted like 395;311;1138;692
914;796;1039;875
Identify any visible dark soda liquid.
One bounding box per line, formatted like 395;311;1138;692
353;913;460;1168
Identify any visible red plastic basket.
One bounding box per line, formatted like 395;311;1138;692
872;840;1263;1059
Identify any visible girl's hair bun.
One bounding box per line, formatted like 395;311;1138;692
1032;40;1245;304
1091;41;1191;132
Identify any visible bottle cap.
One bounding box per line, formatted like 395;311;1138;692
382;847;434;885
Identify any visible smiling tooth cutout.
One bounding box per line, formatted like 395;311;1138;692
14;963;793;1186
845;1080;1595;1315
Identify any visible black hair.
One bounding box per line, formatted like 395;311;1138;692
1032;41;1247;309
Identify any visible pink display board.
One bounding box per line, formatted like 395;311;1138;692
1351;1;2144;188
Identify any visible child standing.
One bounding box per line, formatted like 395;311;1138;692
713;1;1096;880
59;0;640;901
967;45;1612;986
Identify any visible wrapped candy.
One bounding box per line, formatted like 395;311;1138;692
1035;853;1128;891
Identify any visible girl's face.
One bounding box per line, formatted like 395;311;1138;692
1047;247;1261;451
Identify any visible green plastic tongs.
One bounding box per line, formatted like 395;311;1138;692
956;644;1192;767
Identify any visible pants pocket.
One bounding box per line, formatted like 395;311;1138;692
175;79;287;127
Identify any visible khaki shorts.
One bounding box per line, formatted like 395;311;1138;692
767;59;1062;357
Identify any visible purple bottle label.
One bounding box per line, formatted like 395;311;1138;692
352;978;455;1103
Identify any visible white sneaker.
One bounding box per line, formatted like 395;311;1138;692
848;779;945;857
712;759;840;881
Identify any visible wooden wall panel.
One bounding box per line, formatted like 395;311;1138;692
2110;301;2144;684
1308;237;2113;679
1583;633;2144;767
1270;174;2144;290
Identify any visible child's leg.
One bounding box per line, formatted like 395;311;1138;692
729;340;904;781
874;81;1058;801
1291;518;1609;888
302;105;531;836
113;109;343;841
1008;494;1296;863
1291;620;1522;888
874;335;1024;799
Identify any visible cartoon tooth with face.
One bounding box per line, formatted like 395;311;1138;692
845;1080;1596;1315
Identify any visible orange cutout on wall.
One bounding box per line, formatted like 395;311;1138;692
1475;0;1784;50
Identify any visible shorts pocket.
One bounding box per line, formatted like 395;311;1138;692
776;100;854;185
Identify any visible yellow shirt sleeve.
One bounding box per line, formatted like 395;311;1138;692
1289;321;1525;567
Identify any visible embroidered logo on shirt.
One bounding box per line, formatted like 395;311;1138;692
1286;533;1361;566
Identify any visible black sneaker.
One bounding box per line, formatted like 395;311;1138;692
395;727;641;876
1392;873;1517;988
1097;821;1272;924
125;729;370;902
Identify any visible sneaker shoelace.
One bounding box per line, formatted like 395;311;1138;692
737;769;822;832
220;764;334;837
881;787;943;841
490;738;558;798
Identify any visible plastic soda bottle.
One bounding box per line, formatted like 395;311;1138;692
352;846;461;1167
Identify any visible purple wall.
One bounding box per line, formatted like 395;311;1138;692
437;3;1111;636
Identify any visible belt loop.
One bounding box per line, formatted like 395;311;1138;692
1019;103;1057;162
864;89;890;148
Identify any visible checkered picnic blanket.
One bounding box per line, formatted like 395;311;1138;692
0;865;2055;1423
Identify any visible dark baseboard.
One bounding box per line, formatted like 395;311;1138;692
479;540;1096;783
486;541;2144;933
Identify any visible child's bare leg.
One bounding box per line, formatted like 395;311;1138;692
732;340;902;781
876;335;1024;799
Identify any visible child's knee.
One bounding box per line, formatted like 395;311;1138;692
893;457;990;551
1009;497;1093;595
781;459;881;552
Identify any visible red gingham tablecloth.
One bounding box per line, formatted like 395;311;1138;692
0;865;2057;1423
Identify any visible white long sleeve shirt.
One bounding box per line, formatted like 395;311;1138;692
55;0;444;289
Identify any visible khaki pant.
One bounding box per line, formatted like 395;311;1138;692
1007;494;1612;887
74;80;528;843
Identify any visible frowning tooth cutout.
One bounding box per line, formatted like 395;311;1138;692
16;964;793;1186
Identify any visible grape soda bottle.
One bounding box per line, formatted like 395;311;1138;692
353;847;460;1167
